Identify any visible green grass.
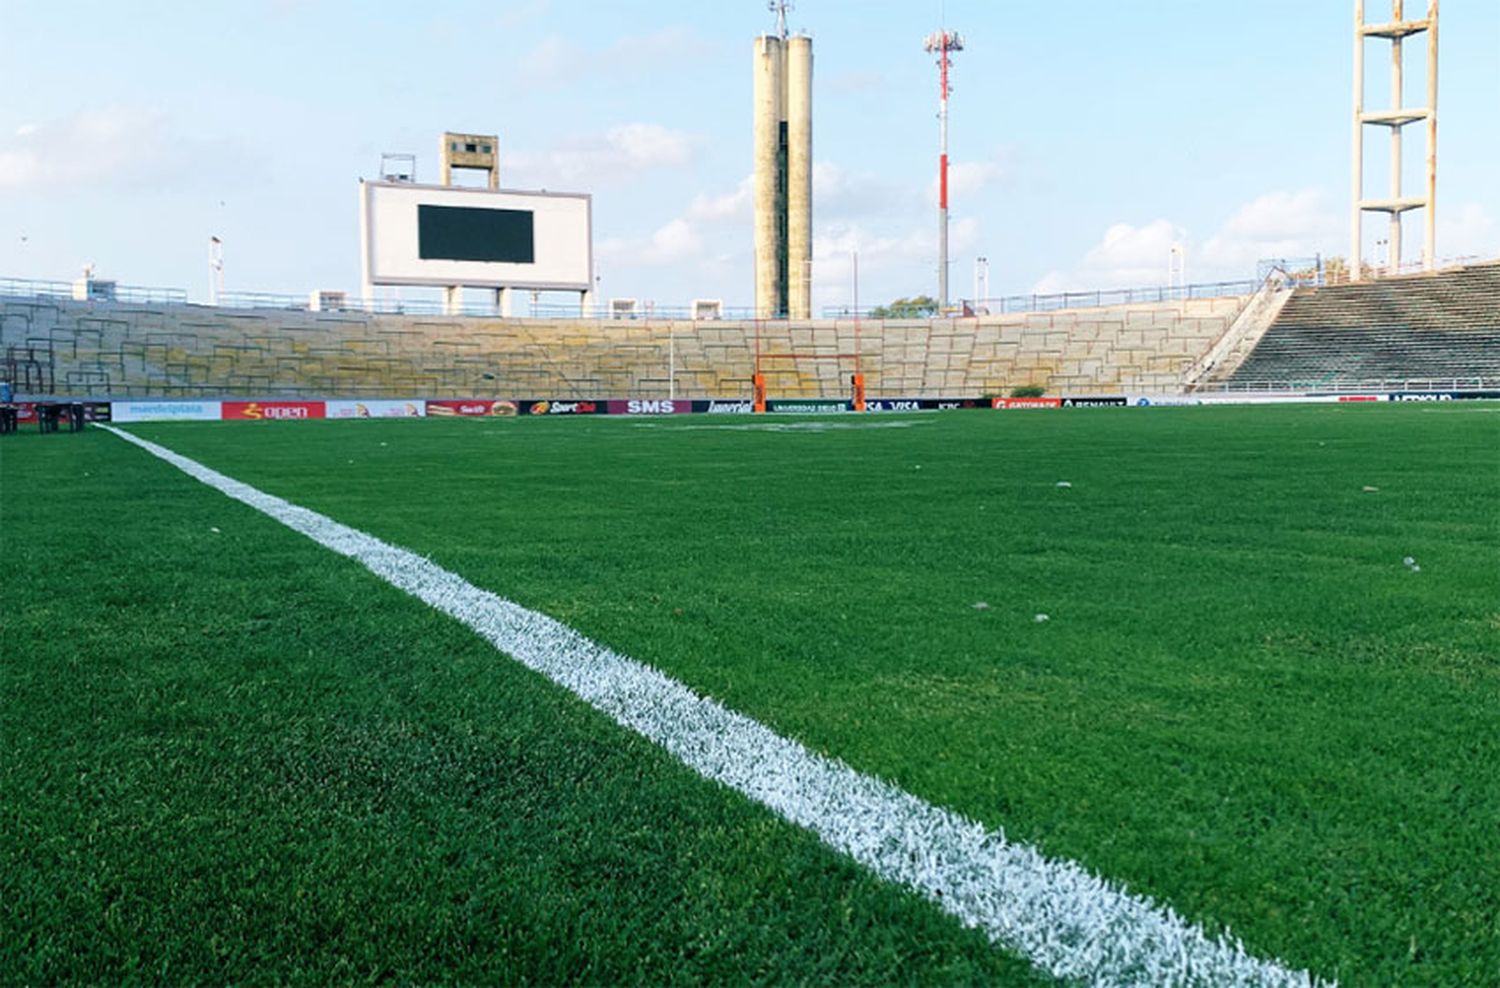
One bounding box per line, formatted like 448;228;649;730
4;404;1499;984
1;428;1040;985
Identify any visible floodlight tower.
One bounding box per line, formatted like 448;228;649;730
1352;0;1438;281
925;28;963;312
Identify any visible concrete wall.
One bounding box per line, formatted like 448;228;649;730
752;35;785;320
0;295;1251;399
785;36;813;321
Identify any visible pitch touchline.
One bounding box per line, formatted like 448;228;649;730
102;425;1326;988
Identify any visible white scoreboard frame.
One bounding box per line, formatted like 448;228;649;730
359;180;593;292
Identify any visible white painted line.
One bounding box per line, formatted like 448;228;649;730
101;425;1328;987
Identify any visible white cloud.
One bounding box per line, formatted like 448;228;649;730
1032;189;1352;294
687;176;753;222
592;155;996;310
1438;203;1498;261
1200;189;1339;272
810;220;948;310
815;162;909;219
950;216;982;253
507;123;696;187
643;218;701;264
0;106;225;193
0;148;41;189
1034;219;1186;293
608;123;694;169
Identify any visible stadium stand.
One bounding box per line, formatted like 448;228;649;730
0;294;1249;400
1212;261;1500;391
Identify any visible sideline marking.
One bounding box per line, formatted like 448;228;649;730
102;425;1325;987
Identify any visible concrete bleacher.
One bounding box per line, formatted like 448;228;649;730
0;294;1251;400
1219;262;1500;390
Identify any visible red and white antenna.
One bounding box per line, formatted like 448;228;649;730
925;26;963;312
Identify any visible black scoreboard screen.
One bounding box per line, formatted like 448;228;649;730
417;205;536;263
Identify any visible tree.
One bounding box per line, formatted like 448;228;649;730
869;295;939;319
1319;257;1349;285
1315;257;1383;285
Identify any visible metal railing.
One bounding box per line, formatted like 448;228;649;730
3;251;1495;322
0;277;74;300
115;285;189;305
0;276;187;306
1;274;1263;322
213;292;523;318
531;303;766;321
1195;377;1500;394
824;279;1263;320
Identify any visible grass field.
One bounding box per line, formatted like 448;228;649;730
3;404;1497;985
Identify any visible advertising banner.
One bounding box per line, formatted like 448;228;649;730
929;398;988;410
865;399;926;413
1197;394;1345;406
605;399;695;415
766;399;850;414
222;401;325;421
1388;392;1456;402
696;399;755;414
1128;395;1203;407
1334;395;1384;403
112;401;223;423
326;399;426;419
426;399;518;417
520;399;603;416
995;397;1063;410
1060;396;1128;408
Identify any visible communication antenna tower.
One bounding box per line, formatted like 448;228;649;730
768;0;793;40
925;27;963;312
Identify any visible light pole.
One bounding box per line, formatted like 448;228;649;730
208;236;224;306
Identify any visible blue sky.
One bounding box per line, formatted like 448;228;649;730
2;1;1496;310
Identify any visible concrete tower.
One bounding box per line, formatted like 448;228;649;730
753;24;812;319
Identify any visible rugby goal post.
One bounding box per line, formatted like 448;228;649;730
751;318;868;413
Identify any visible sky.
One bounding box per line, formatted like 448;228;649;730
1;1;1497;312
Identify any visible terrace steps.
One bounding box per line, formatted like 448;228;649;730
1221;262;1500;389
1;295;1252;399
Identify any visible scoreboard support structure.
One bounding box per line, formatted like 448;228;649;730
360;130;595;319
